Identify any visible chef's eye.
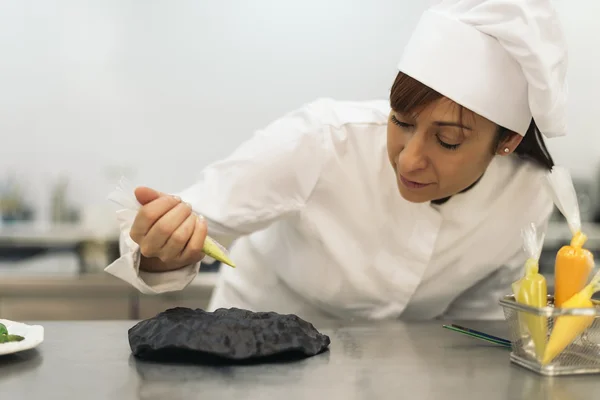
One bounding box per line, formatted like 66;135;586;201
391;115;412;128
436;136;460;151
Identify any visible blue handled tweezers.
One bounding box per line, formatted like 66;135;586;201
442;324;512;348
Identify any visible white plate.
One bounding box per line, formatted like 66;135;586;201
0;319;44;356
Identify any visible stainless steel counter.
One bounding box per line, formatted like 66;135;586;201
0;320;597;399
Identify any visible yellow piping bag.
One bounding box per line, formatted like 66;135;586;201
542;267;600;365
554;232;593;307
202;236;236;268
512;222;548;360
107;176;236;268
545;166;593;307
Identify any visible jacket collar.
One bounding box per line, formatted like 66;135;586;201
430;174;484;206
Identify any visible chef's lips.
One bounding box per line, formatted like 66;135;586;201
108;177;236;268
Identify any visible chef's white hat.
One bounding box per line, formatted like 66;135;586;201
397;0;568;138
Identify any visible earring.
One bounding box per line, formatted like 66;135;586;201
503;148;510;154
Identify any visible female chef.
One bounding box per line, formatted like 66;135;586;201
106;0;568;320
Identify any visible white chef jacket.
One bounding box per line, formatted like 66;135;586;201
105;98;554;321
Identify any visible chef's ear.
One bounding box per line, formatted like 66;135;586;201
495;130;523;155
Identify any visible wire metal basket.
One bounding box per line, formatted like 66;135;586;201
499;294;600;376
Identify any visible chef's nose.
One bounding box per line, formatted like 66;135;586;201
398;133;429;172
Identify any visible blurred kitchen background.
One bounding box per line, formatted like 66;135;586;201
0;0;599;320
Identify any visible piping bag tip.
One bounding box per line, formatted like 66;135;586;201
204;236;236;268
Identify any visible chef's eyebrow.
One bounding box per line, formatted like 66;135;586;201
393;110;474;131
434;121;473;130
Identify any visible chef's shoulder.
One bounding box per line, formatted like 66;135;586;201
497;156;554;224
303;97;390;128
269;98;389;139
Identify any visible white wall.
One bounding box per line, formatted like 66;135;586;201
0;0;598;222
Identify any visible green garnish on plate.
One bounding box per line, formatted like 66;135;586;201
0;323;25;343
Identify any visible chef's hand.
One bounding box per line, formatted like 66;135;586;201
129;187;207;272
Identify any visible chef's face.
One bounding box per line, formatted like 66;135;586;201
387;97;522;203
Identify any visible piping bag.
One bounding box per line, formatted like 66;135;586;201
512;222;547;360
545;166;593;307
542;266;600;365
107;177;236;268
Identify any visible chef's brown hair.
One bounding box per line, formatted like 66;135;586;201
389;71;554;171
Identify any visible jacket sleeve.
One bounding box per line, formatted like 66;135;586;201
104;99;330;295
442;199;554;321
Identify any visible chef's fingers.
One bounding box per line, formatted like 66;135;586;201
130;195;182;244
159;213;197;262
134;186;165;206
178;215;208;265
138;202;192;257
